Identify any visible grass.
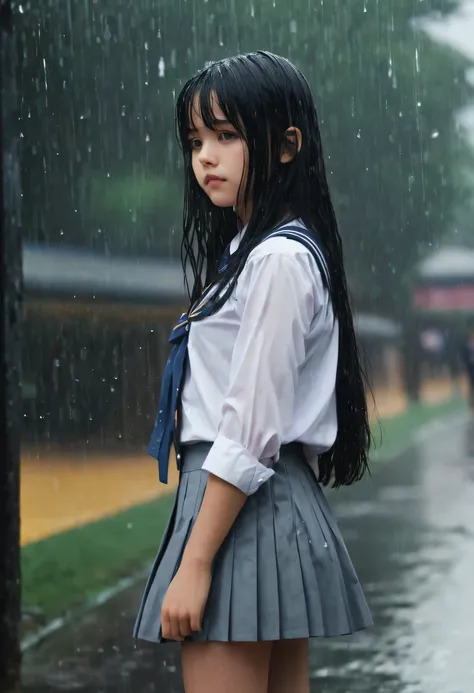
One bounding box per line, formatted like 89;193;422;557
21;494;175;625
21;394;466;627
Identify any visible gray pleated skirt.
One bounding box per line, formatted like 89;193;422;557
133;442;373;643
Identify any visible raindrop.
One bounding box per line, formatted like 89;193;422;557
158;57;166;78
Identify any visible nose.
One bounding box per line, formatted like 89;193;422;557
198;140;218;167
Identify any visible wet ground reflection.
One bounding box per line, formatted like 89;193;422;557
22;415;474;692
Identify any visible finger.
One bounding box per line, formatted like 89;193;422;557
189;611;201;633
179;612;192;639
161;608;172;641
169;612;184;642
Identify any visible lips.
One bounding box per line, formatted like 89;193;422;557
205;175;225;185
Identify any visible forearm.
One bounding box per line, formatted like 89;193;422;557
181;473;247;567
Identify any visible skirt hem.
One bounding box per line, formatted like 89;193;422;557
134;621;372;645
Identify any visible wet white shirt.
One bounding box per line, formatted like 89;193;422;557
180;220;339;495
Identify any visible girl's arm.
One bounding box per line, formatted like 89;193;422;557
161;476;246;641
182;473;246;568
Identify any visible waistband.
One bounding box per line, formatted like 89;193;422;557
179;441;304;473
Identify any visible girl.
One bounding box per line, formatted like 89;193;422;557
134;51;373;693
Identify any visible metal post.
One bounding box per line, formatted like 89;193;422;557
0;1;22;691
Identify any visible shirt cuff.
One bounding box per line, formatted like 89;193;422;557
201;434;275;495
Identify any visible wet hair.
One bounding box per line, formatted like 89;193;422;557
175;51;371;487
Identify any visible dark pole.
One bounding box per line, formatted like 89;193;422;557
0;1;22;692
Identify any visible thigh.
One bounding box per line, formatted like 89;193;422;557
268;638;310;693
181;640;273;693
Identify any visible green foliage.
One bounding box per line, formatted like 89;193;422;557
18;0;474;312
87;173;178;218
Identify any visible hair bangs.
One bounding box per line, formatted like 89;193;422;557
176;63;248;151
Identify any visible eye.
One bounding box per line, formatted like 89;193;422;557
219;132;238;142
189;138;202;149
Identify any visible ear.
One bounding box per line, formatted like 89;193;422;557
280;126;302;163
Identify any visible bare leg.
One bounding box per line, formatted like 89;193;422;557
267;638;310;693
181;640;273;693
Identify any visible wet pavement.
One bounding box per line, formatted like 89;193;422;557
22;414;474;693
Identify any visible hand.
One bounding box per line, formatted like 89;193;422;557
161;558;212;641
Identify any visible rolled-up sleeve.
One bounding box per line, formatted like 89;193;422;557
201;248;320;495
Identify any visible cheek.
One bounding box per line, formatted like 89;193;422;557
191;152;203;184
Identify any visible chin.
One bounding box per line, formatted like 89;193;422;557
212;201;236;209
207;194;237;208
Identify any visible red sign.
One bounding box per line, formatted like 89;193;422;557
413;285;474;312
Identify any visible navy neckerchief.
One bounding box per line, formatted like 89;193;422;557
147;224;330;484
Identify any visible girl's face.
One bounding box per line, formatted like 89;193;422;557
188;94;250;221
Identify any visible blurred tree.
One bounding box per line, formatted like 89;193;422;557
18;0;474;314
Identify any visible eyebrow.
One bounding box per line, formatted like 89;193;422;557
187;118;234;134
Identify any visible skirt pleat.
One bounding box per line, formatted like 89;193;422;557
230;495;259;641
295;464;351;635
272;461;310;639
133;442;373;643
256;481;281;640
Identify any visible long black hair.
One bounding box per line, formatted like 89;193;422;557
175;51;371;487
